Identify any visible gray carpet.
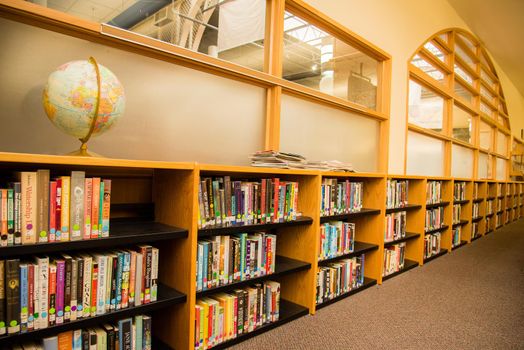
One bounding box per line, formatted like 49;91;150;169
231;219;524;350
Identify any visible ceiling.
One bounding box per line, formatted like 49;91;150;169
447;0;524;98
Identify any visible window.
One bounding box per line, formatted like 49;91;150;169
479;121;493;151
408;80;444;133
452;105;473;143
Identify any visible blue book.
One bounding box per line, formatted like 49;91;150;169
19;263;28;332
115;251;124;310
118;318;132;350
202;242;209;291
196;243;203;292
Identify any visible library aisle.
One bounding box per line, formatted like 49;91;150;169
232;220;524;350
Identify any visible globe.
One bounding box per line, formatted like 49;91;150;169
42;57;125;156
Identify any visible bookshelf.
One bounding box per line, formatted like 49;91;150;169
471;181;487;240
453;180;473;243
423;178;452;263
0;152;193;349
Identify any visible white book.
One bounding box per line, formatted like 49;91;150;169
94;254;107;315
132;324;136;350
81;254;92;318
35;256;49;329
134;252;143;307
32;263;40;330
73;329;82;350
151;247;159;302
105;254;115;312
70;258;78;321
222;235;230;284
69;171;85;241
95;327;107;350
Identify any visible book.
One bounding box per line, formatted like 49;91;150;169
18;172;37;244
91;178;100;239
58;330;73;350
6;259;20;334
48;263;57;326
0;260;5;335
118;318;132;350
84;178;93;240
19;263;28;332
11;182;22;245
36;169;50;243
35;256;49;329
60;176;71;241
101;179;111;237
70;171;85;241
43;335;58;350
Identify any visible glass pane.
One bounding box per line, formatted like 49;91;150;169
457;33;477;53
438;33;448;44
408;80;444;132
452;105;473;143
96;0;267;71
499;100;507;114
480;51;491;68
411;54;445;83
480;67;496;89
452;144;474;178
478;152;491;179
479;121;493;151
407;131;445;176
496;157;507;180
480;101;495;118
424;41;446;62
455;44;476;71
454;80;474;105
480;85;495;104
280;94;380;172
282;11;379;110
497;131;508;156
454;63;474;86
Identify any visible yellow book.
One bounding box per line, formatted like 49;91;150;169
197;300;209;349
215;293;229;341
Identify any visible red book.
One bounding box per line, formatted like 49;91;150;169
273;178;279;223
55;179;62;241
48;263;57;326
90;262;98;317
49;181;57;242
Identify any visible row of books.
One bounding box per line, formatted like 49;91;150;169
473;182;479;200
194;281;280;350
383;243;406;277
316;255;364;305
384;211;406;243
452;226;461;247
386;180;408;209
496;213;502;227
472;222;479;239
485;217;491;232
487;200;494;215
319;222;355;261
197;177;299;229
0;170;111;246
497;199;503;211
454;182;466;201
425;207;444;232
8;315;151;350
424;233;441;259
0;245;158;336
453;204;462;224
473;203;480;218
196;233;276;292
426;181;442;204
320;180;363;216
497;183;503;196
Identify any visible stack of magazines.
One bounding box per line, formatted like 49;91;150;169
250;150;354;172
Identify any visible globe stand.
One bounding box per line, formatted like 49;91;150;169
67;143;102;157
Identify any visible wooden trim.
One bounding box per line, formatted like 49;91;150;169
451;139;477;150
265;86;282;150
378;59;392;172
284;0;391;61
264;0;285;77
455;75;478;95
418;48;452;74
455;55;479;79
408;124;450;142
454;34;479;64
409;67;454;99
434;36;453;54
480;79;498;97
480;95;498;112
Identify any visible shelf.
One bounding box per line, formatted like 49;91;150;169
452;219;469;227
472;216;483;222
210;299;308;350
382;259;419;282
385;204;422;214
424;225;449;235
486;197;495;200
497;210;503;214
496;225;503;229
423;248;448;264
320;208;381;223
196;256;311;298
425;201;450;209
452;240;468;250
0;221;188;258
485;213;494;217
471;234;482;242
473;198;484;203
318;242;378;266
315;277;377;310
198;216;313;238
497;195;504;199
0;284;186;344
384;232;420;247
453;199;469;205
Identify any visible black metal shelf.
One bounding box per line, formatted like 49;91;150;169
452;240;468;250
210;299;308;350
424;225;449;235
423;248;448;264
196;256;310;298
316;277;377;310
425;201;450;209
385;204;422;214
471;234;482;242
320;208;381;223
472;216;483;222
453;199;469;205
382;259;419;282
198;216;313;237
384;232;420;247
0;284;185;344
318;242;378;266
452;219;469;228
473;198;484;203
0;221;188;258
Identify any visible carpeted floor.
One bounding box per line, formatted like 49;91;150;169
231;220;524;350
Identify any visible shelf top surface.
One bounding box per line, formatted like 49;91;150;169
198;216;313;236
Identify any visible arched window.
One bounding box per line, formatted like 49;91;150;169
406;29;511;180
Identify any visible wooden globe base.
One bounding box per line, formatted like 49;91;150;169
66;143;103;157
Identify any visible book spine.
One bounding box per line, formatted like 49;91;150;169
19;263;28;332
60;176;71;241
90;262;98;317
6;189;14;246
73;329;82;350
70;171;85;241
101;180;111;237
21;172;37;244
96;255;107;315
151;247;158;302
55;179;62;242
128;252;136;308
110;256;118;311
6;259;20;334
70;258;78;321
26;264;34;331
32;264;40;329
91;178;100;239
0;261;5;335
142;315;152;350
0;190;6;246
83;178;93;240
12;183;21;246
143;247;152;304
134;253;143;308
64;256;72;322
48;263;56;326
118;318;132;350
49;181;57;242
38;257;49;329
56;260;65;324
121;252;130;309
115;252;124;310
82;256;92;318
98;181;104;238
104;256;113;313
76;258;84;319
37;169;50;243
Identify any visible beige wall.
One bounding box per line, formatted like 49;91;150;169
304;0;524;173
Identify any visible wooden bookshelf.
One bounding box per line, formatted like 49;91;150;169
423;179;453;259
453;179;473;243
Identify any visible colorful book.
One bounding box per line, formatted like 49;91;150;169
84;178;93;240
36;169;50;243
60;176;71;241
101;179;111;237
70;171;85;241
18;172;37;244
